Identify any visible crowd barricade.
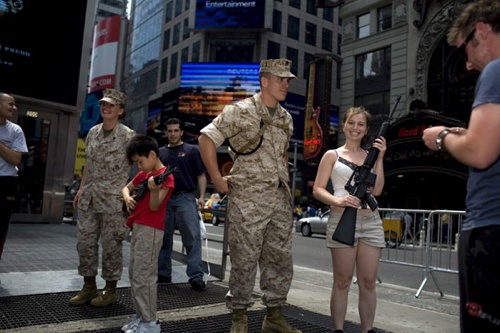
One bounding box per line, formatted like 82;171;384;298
377;208;464;298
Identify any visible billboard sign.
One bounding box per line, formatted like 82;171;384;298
0;0;89;107
89;15;120;93
194;0;266;29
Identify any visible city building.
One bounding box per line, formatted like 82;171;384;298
337;0;477;209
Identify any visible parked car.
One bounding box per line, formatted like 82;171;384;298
295;210;329;237
201;195;227;226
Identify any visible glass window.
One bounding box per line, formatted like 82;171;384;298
306;0;317;15
336;61;341;89
304;52;315;79
192;41;200;62
305;22;316;46
170;52;178;79
322;28;332;52
175;0;182;16
287;15;300;40
183;18;190;40
181;47;189;64
357;13;370;38
355;47;391;79
273;10;282;34
165;1;173;23
160;57;168;83
323;7;333;22
286;47;298;76
267;41;280;59
337;33;342;54
289;0;300;9
173;22;180;45
185;0;190;10
378;5;392;32
163;29;170;51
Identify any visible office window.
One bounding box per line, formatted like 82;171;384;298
358;13;370;38
192;41;200;62
337;33;342;54
306;0;317;15
183;18;190;40
289;0;300;9
322;28;332;52
323;7;333;22
304;52;315;79
160;57;168;83
173;22;180;45
273;10;282;34
286;47;298;76
185;0;190;10
170;52;178;79
287;15;300;40
305;22;316;46
163;29;170;51
355;47;391;79
378;5;392;32
175;0;182;16
267;41;280;59
165;1;173;23
355;47;391;116
336;61;341;89
181;47;189;64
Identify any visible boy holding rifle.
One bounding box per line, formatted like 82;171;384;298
121;135;174;333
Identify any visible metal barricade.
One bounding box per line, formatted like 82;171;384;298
378;208;464;298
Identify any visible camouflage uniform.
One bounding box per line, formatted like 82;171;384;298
200;93;294;309
77;122;135;281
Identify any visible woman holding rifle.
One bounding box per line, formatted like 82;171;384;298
313;106;386;333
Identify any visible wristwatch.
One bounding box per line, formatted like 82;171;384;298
436;129;450;151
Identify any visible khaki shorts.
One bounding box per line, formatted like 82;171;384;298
326;209;385;248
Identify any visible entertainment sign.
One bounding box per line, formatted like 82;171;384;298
195;0;265;29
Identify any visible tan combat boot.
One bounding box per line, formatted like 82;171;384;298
69;276;98;306
230;309;248;333
90;280;117;307
262;306;302;333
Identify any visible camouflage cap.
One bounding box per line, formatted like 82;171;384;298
259;58;297;79
99;88;127;107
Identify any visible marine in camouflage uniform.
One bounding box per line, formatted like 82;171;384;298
70;89;136;307
199;58;301;333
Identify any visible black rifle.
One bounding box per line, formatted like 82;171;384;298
332;95;401;245
131;165;177;202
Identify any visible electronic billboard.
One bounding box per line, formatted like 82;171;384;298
194;0;266;29
176;62;305;145
0;0;90;107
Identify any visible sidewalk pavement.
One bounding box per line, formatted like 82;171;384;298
0;222;460;333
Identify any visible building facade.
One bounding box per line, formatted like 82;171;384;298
338;0;478;209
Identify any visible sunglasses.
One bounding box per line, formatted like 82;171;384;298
457;28;476;60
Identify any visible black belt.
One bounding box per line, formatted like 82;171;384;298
172;190;194;195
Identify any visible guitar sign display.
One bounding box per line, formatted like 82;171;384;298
303;62;323;160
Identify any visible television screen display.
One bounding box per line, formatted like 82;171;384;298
0;0;88;106
194;0;265;29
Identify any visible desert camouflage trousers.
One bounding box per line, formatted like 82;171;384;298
226;186;294;309
76;207;129;281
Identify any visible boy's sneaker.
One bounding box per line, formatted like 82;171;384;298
137;320;161;333
122;315;141;332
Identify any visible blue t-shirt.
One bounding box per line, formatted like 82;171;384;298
463;59;500;231
158;142;206;192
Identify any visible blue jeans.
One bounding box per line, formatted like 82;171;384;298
158;192;204;282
